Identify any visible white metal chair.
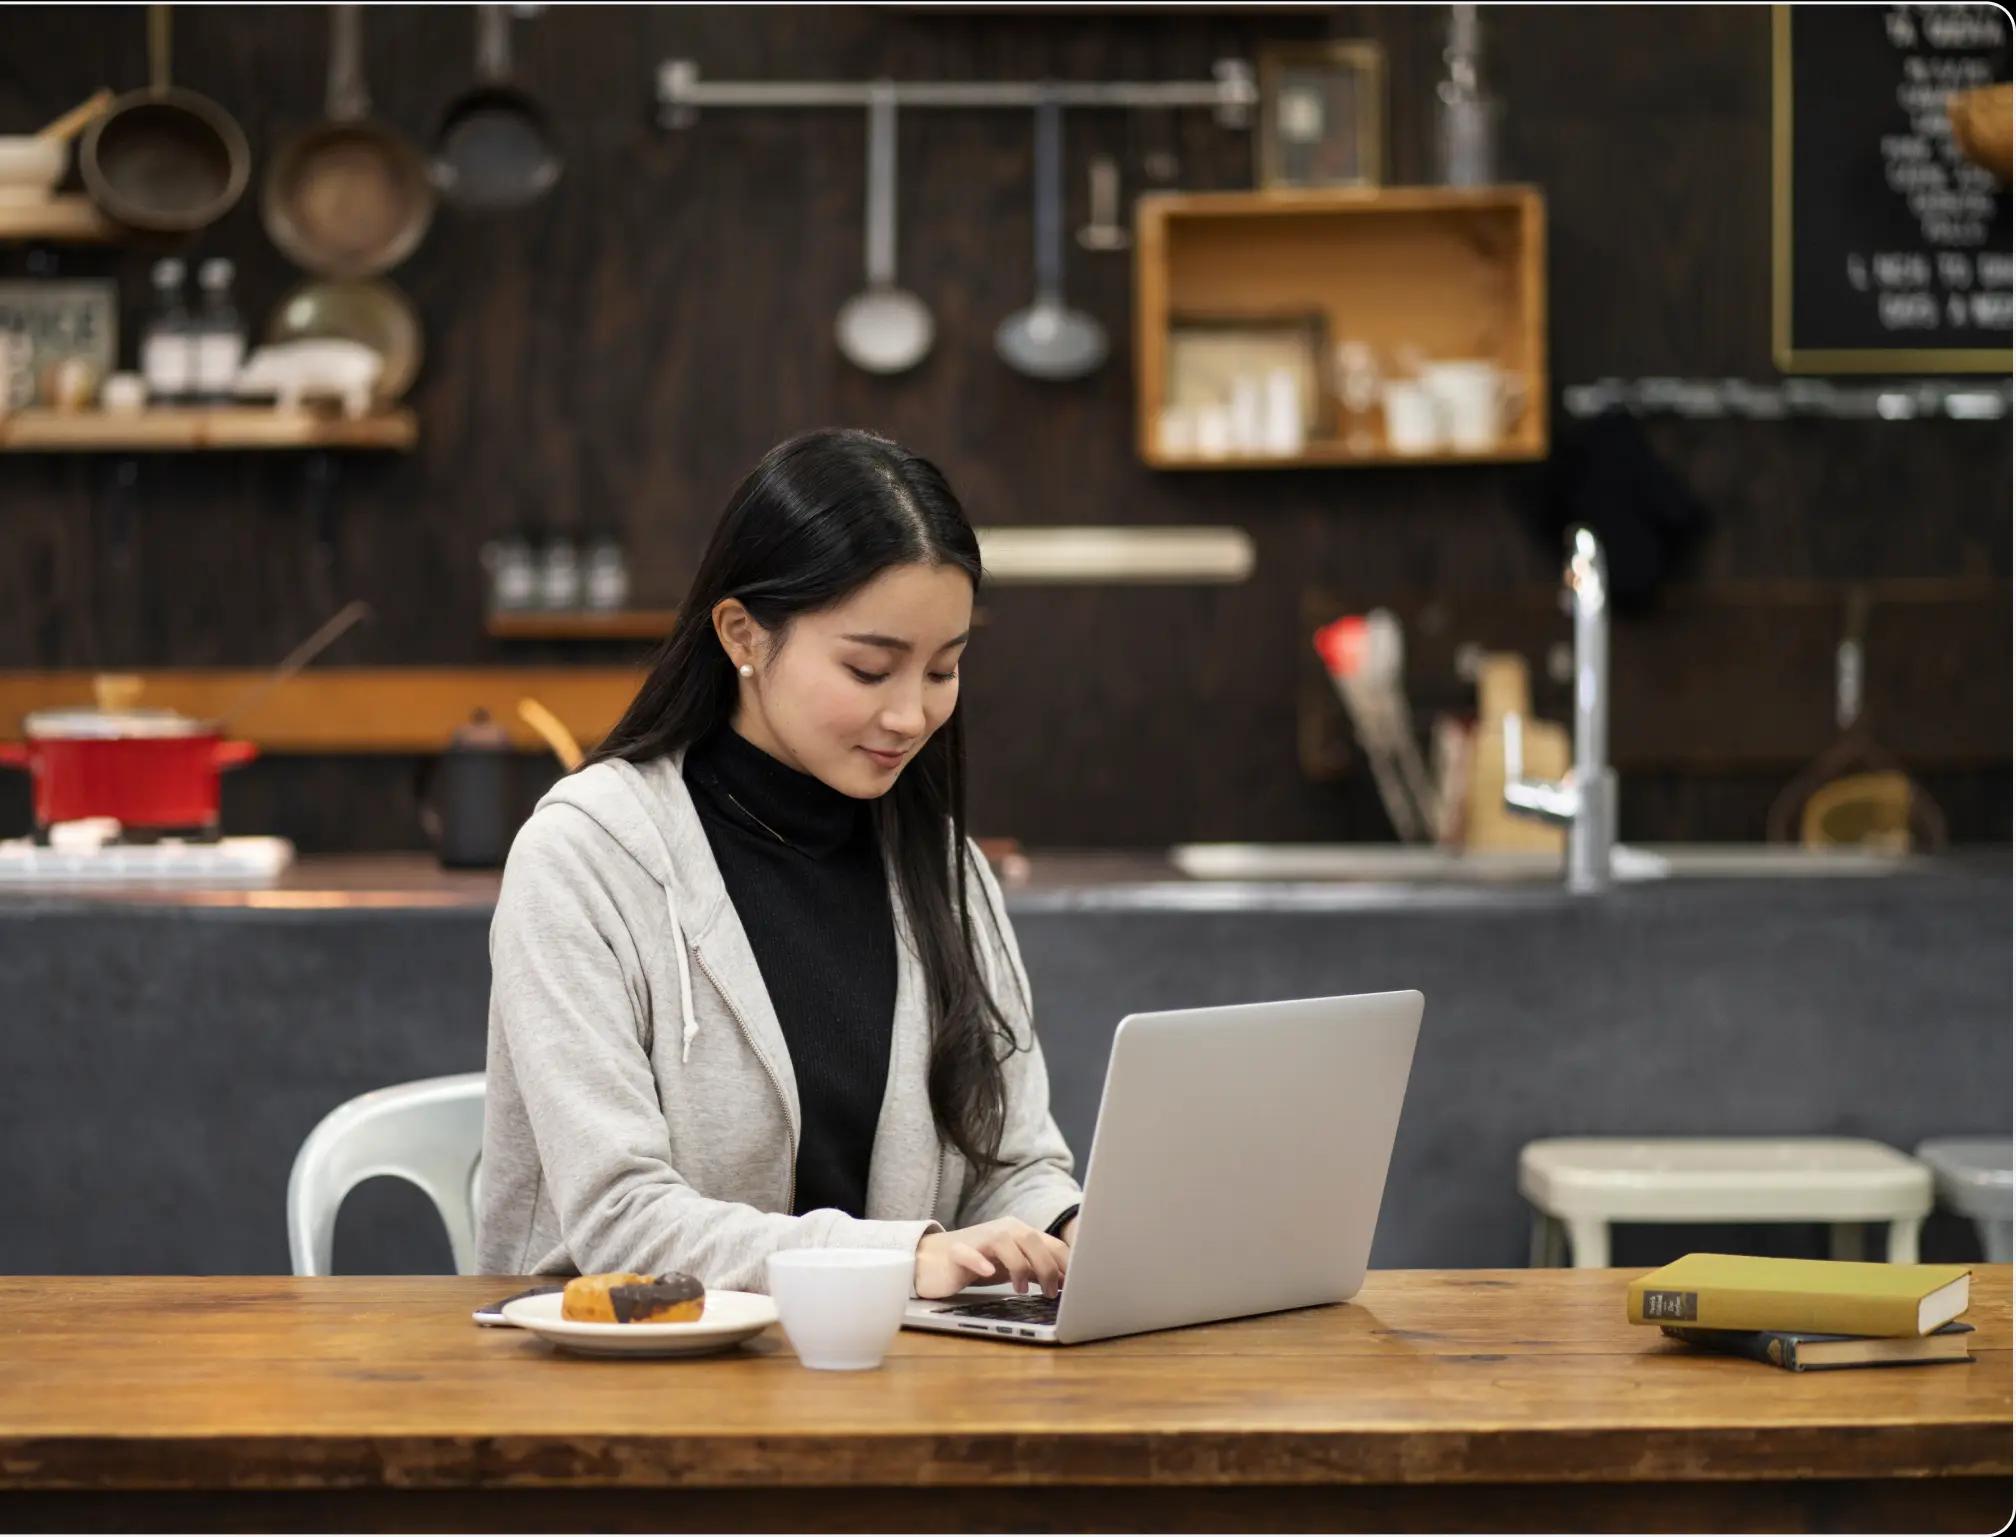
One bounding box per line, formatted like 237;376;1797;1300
287;1072;487;1277
1915;1136;2013;1264
1519;1136;1932;1268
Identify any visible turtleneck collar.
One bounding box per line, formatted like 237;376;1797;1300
683;719;866;859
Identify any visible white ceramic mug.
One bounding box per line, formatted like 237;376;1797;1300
1419;360;1525;451
1381;380;1444;454
765;1247;914;1371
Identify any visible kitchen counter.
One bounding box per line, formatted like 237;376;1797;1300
1;1268;2007;1532
3;848;2008;1275
0;844;2002;911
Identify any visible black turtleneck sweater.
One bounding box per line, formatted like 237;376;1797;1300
682;722;895;1219
680;721;1082;1242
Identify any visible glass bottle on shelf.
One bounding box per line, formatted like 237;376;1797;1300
141;258;195;407
537;529;581;611
1433;3;1502;187
481;526;538;614
582;527;630;613
194;258;247;407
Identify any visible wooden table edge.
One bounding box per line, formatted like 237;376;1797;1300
3;1424;2009;1492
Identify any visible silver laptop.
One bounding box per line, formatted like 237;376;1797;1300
902;988;1422;1346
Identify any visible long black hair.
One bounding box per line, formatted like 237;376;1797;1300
582;427;1025;1176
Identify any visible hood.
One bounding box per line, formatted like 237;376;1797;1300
532;745;723;1065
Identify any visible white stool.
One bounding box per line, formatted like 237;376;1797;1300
1519;1136;1933;1269
1914;1137;2013;1264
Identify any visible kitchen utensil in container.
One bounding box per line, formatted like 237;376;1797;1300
835;83;933;374
212;599;373;734
996;93;1107;381
262;4;436;278
37;90;116;143
1313;610;1439;842
516;696;582;772
430;4;562;212
80;5;251;232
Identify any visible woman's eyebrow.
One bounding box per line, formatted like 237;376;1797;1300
840;631;972;654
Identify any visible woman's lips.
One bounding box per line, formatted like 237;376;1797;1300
860;747;906;768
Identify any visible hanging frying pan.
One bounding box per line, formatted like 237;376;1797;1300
262;4;436;278
80;4;250;233
430;4;562;212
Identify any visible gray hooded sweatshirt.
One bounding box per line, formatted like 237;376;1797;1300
475;742;1083;1289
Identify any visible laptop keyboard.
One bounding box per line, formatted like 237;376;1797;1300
936;1292;1061;1326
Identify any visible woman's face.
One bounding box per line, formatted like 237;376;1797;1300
714;561;973;798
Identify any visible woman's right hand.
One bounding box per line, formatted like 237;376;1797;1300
914;1218;1070;1300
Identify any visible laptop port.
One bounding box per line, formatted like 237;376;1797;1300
996;1326;1014;1334
1019;1328;1035;1336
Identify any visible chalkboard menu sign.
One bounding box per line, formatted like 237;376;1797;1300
1774;4;2012;371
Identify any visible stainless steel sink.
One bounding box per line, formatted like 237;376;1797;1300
1166;843;1920;883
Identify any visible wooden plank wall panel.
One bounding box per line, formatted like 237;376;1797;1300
0;5;2006;852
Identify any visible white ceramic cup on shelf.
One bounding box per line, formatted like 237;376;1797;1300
1419;360;1526;452
1381;379;1444;454
765;1247;914;1371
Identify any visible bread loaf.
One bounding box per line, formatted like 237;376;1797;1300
561;1271;706;1324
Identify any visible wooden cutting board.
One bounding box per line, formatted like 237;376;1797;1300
1466;653;1569;854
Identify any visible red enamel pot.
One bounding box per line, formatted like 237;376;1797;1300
0;707;258;833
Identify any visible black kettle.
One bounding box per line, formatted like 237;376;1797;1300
419;708;517;869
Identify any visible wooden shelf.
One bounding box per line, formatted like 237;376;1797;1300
1134;185;1549;469
0;195;120;243
487;607;994;639
486;610;679;640
0;408;417;453
0;669;642;754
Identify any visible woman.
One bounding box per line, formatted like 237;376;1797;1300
477;428;1083;1302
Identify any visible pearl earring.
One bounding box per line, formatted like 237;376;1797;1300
739;664;753;678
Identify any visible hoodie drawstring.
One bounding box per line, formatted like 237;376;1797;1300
668;889;698;1064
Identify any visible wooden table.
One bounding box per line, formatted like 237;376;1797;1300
1;1269;2007;1533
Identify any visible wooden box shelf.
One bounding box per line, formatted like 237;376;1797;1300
1134;186;1548;469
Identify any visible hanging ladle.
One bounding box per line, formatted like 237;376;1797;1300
835;82;934;374
996;89;1107;381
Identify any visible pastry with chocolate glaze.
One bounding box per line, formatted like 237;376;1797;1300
561;1270;707;1324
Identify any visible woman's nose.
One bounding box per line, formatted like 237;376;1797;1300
882;691;928;737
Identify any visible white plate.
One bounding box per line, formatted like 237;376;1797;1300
499;1288;778;1357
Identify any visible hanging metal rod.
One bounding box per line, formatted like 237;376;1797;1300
656;59;1256;129
1562;375;2011;421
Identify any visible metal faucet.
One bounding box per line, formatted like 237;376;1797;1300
1502;526;1617;893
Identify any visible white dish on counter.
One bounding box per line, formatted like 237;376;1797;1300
0;834;295;883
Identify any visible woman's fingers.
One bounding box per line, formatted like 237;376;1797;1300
1018;1230;1068;1296
954;1242;993;1279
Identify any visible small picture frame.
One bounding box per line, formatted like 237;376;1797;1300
1257;41;1385;190
1166;310;1331;446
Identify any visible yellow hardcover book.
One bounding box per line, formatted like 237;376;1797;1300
1624;1253;1972;1337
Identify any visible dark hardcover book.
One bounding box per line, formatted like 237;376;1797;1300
1660;1320;1975;1372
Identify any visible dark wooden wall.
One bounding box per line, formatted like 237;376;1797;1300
0;4;2007;850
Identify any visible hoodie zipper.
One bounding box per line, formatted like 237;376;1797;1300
692;944;798;1215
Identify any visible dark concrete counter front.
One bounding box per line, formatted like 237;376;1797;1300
2;852;2008;1276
